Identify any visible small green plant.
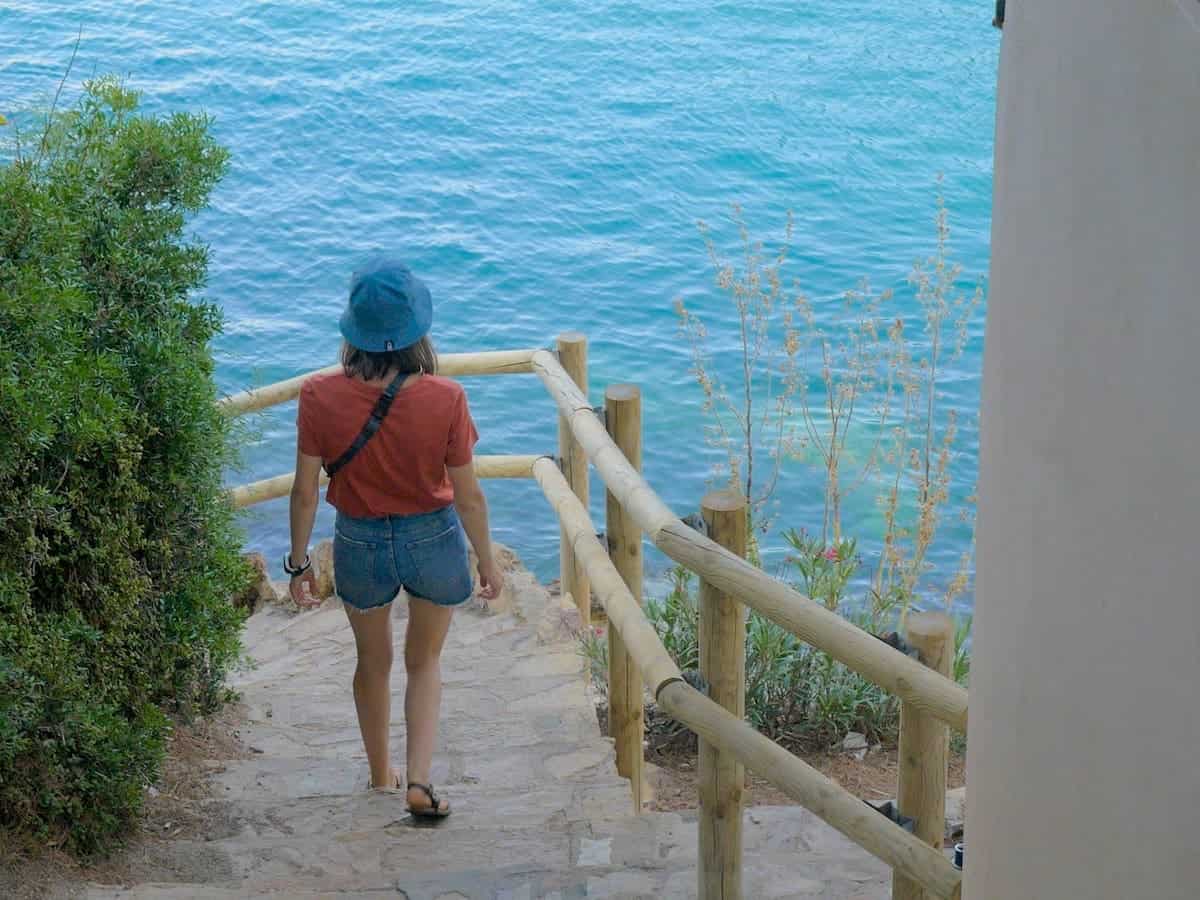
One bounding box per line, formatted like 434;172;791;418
782;530;858;612
0;77;249;854
745;604;901;747
579;624;609;695
644;567;701;673
635;566;900;750
952;613;973;687
949;613;973;754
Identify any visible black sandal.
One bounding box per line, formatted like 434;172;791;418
407;782;451;818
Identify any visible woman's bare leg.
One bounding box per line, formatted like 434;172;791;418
345;603;398;789
403;595;454;812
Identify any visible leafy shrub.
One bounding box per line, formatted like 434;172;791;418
0;79;249;854
647;567;901;751
581;560;971;752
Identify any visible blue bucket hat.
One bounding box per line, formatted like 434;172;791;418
339;256;433;352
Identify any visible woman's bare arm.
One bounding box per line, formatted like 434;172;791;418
447;462;502;600
287;448;324;607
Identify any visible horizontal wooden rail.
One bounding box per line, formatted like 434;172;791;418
530;348;969;733
656;682;962;900
218;348;540;416
533;457;682;695
532;455;961;899
531;351;677;534
229;454;542;509
655;522;968;732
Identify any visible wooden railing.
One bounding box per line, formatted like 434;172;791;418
223;334;967;900
217;348;541;416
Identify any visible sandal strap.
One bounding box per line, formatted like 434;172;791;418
407;781;444;809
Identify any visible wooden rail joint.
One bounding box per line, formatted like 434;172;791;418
653;675;686;699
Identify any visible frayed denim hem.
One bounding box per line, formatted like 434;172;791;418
342;597;394;615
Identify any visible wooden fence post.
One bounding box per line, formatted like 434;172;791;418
605;384;644;812
698;490;747;900
557;332;590;628
893;611;955;900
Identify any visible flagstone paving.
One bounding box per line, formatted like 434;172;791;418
88;552;888;899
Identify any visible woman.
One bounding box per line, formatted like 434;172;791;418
285;256;503;818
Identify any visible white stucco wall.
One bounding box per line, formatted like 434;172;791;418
966;2;1200;897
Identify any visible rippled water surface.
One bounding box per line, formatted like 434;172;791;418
4;2;999;606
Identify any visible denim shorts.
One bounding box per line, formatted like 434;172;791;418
333;505;473;612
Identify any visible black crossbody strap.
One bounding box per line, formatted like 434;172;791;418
324;370;408;478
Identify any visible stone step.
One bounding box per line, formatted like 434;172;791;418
224;702;604;762
206;757;630;818
86;805;889;899
97;546;891;900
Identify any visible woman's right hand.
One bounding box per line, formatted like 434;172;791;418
477;557;504;602
289;569;321;609
448;462;502;603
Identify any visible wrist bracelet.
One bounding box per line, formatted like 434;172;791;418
283;552;311;577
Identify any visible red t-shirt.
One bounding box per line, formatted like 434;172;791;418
296;372;479;518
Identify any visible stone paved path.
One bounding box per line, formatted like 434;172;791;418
88;553;889;899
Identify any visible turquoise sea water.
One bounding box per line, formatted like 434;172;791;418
4;2;999;609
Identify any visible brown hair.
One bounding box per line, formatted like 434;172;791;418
340;335;438;381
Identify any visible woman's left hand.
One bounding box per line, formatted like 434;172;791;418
289;570;321;609
476;556;504;603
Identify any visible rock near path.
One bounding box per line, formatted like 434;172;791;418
89;549;888;899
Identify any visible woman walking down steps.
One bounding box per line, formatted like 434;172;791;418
285;256;504;818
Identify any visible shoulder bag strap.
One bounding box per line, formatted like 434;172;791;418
323;370;408;478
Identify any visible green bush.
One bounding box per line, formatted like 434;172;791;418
579;576;896;752
0;79;249;854
581;563;970;753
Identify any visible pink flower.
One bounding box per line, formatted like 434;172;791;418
823;547;839;562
